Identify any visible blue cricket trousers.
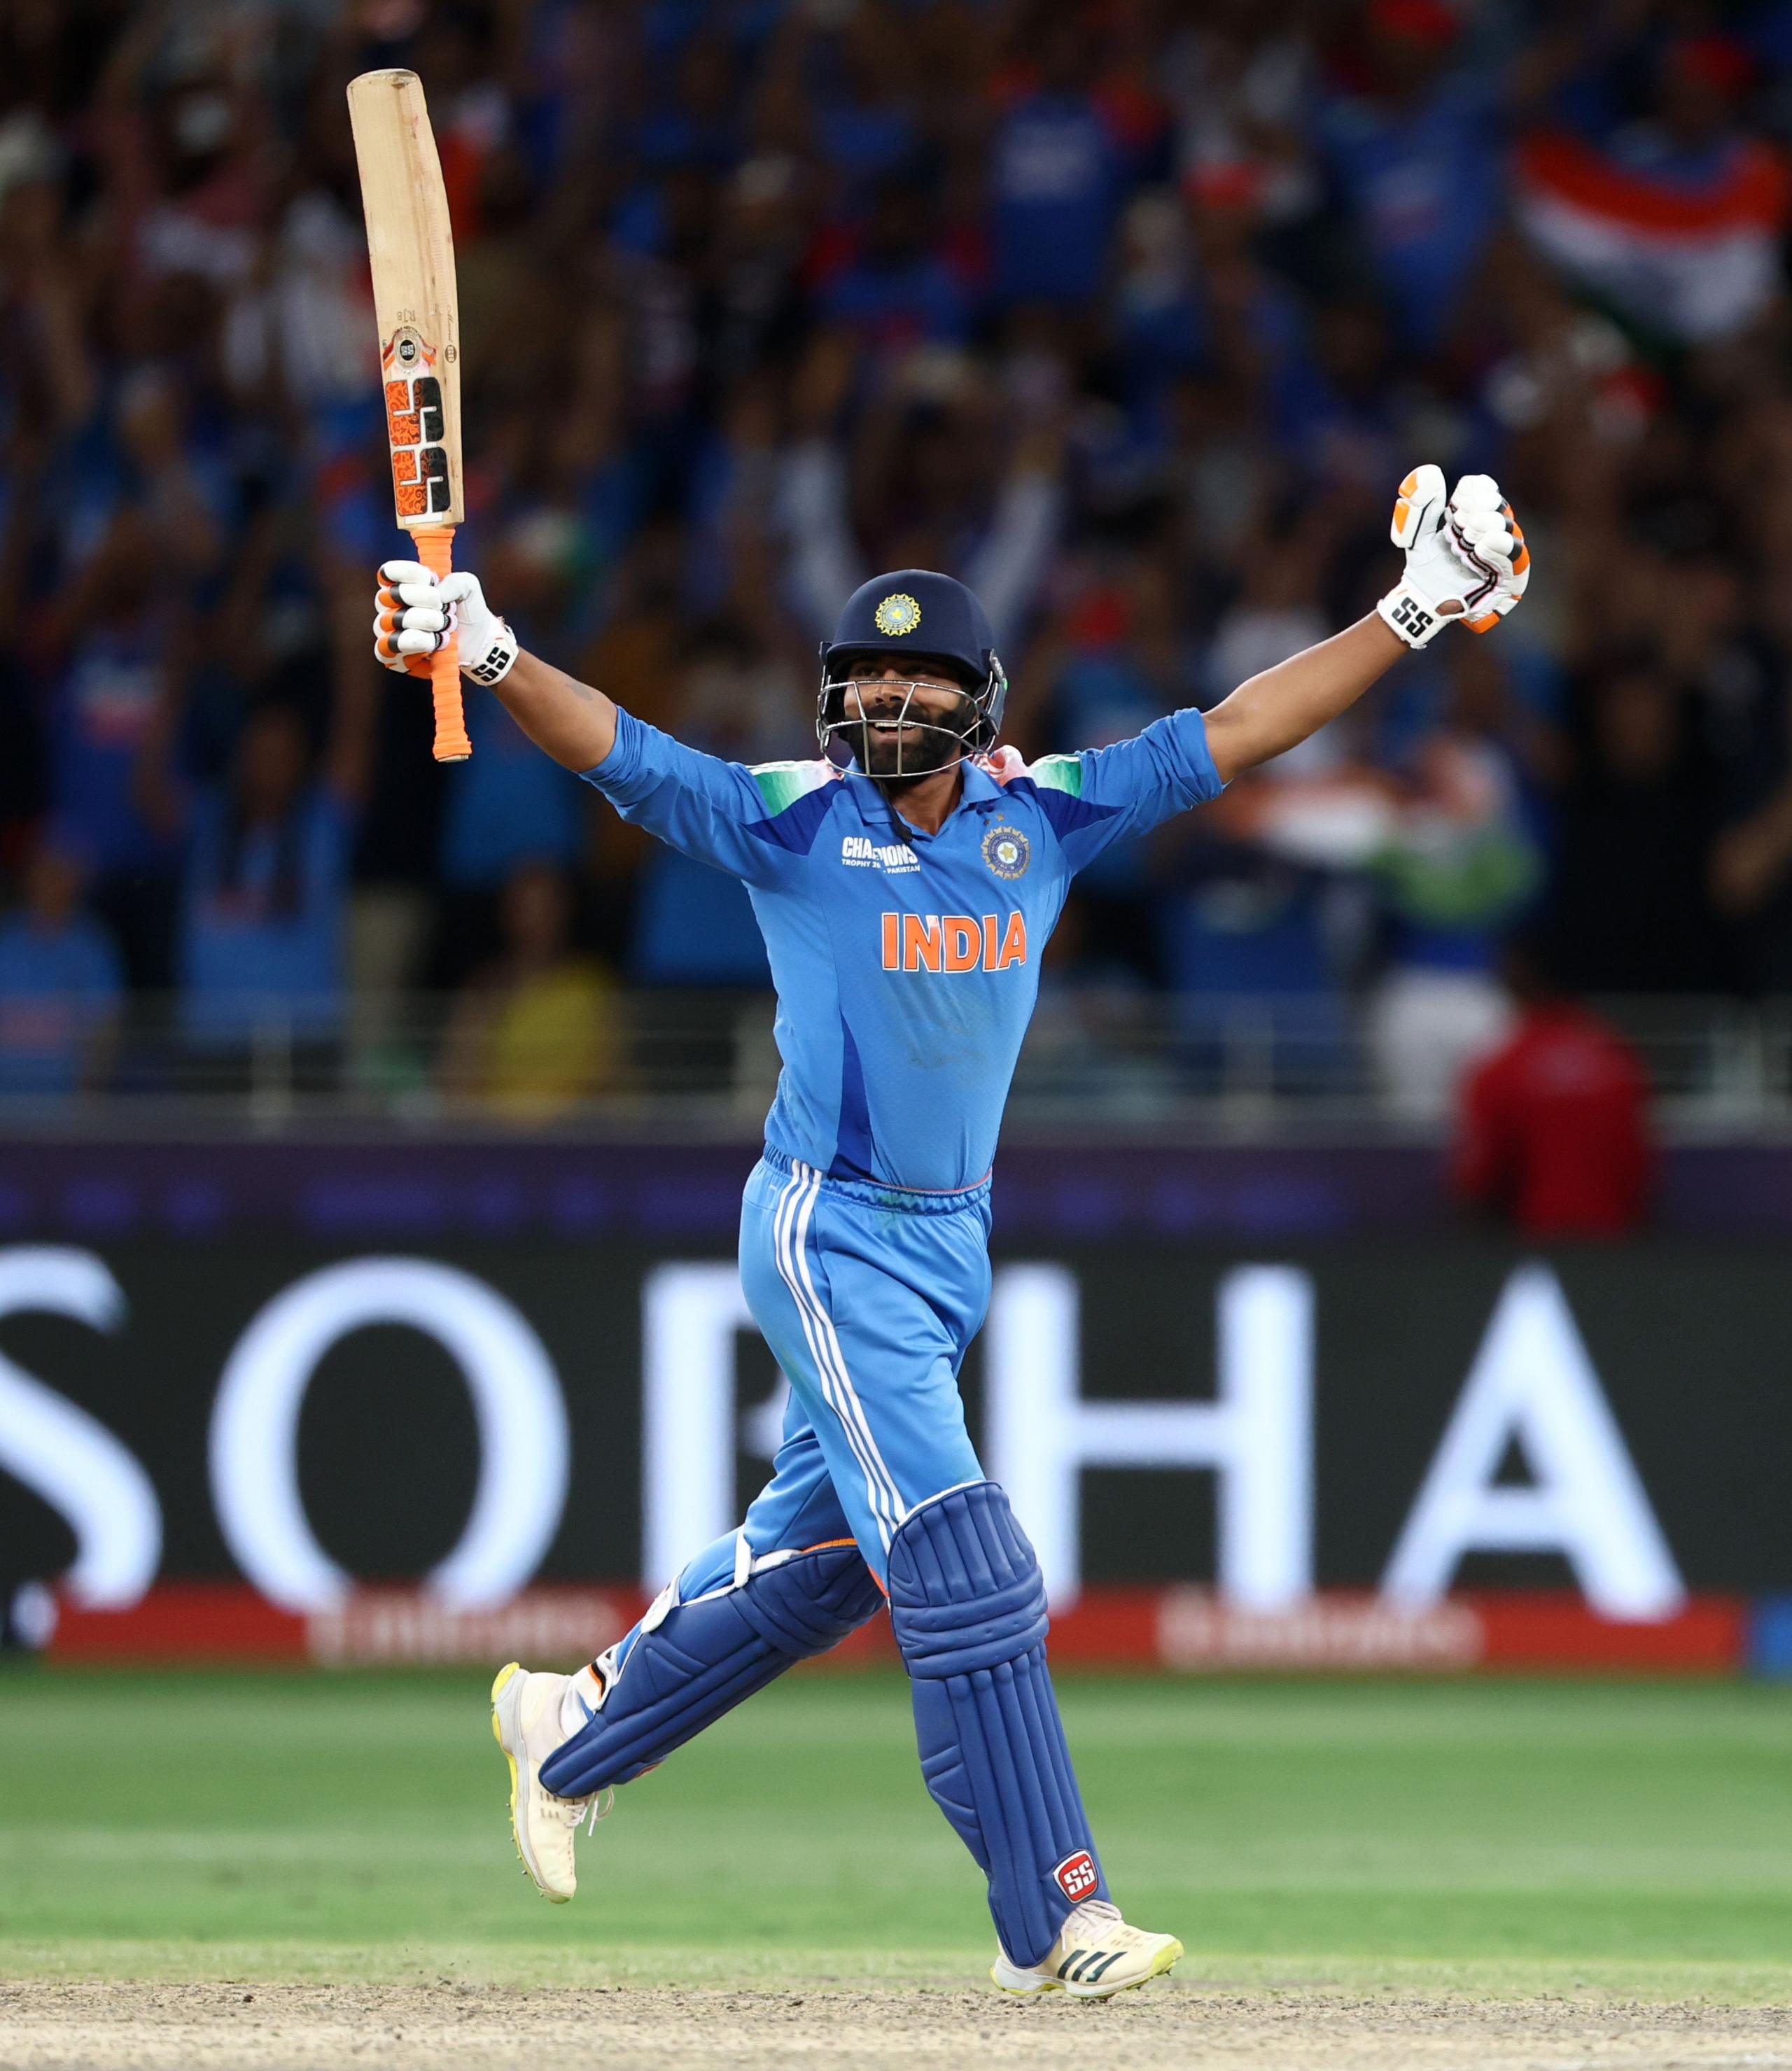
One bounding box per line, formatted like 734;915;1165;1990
646;1149;991;1621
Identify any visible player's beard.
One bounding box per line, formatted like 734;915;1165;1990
850;694;975;781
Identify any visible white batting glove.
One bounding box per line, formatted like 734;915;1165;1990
1377;467;1531;650
372;561;519;685
1448;473;1531;633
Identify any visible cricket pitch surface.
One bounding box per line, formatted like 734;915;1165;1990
6;1979;1792;2071
7;1671;1791;2067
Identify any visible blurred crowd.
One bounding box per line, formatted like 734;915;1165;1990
4;0;1792;1114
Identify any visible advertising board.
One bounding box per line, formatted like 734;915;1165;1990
4;1234;1784;1670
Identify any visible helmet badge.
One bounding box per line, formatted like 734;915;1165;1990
873;592;922;638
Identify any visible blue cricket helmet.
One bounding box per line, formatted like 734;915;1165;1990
817;569;1009;768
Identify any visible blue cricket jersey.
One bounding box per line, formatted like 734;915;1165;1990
582;708;1224;1194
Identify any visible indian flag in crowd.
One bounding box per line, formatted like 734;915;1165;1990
1515;128;1788;344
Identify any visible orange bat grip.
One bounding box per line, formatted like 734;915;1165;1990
416;528;471;762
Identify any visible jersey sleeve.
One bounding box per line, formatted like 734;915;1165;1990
580;708;836;887
1023;708;1224;873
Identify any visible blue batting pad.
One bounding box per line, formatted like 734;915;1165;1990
886;1481;1107;1967
539;1541;882;1797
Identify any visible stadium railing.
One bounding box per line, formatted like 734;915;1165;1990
0;989;1786;1138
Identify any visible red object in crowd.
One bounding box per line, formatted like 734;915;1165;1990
1667;34;1756;101
1366;0;1462;50
1454;1002;1653;1236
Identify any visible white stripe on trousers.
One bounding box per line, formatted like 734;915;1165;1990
770;1162;896;1547
770;1160;905;1549
774;1160;904;1547
787;1163;907;1538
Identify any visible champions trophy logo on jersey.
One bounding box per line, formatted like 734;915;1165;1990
873;592;922;637
981;821;1030;880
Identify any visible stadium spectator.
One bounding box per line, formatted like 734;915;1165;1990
172;689;370;1065
814;170;975;353
811;8;923;205
441;861;622;1121
779;332;1066;646
425;501;610;991
624;624;788;988
1453;943;1654;1235
38;511;186;989
988;13;1161;309
1163;1;1319;237
1004;555;1188;984
1365;640;1544;1121
0;842;122;1100
1546;652;1726;992
1317;0;1504;351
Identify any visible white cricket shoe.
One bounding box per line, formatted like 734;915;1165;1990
489;1662;604;1902
991;1900;1184;1999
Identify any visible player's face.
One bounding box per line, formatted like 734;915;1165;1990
845;659;974;778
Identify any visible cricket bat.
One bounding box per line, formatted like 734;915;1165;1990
346;68;471;763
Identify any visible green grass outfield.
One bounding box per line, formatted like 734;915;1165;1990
2;1666;1789;1999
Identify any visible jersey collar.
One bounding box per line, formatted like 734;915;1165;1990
958;759;1007;808
853;756;1007;841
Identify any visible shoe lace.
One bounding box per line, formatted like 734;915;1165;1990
1065;1898;1138;1947
999;1900;1135;1977
545;1784;614;1836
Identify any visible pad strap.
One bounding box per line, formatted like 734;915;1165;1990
539;1541;883;1797
887;1482;1107;1968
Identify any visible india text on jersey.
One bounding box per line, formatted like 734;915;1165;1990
880;911;1028;972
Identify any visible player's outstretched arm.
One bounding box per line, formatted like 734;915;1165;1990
1201;614;1404;787
485;648;617;771
1201;469;1530;787
374;560;617;770
372;556;803;892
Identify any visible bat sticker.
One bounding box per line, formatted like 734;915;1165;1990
382;327;454;519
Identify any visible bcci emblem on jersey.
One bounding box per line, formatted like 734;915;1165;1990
873;592;922;637
981;822;1030;880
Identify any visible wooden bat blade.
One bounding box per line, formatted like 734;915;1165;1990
346;67;463;530
349;67;470;761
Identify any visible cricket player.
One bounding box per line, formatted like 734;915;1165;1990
373;464;1527;1997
